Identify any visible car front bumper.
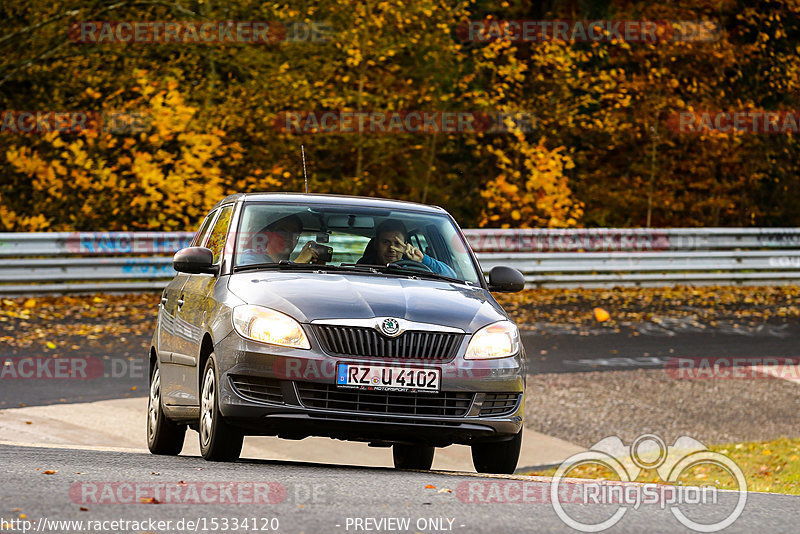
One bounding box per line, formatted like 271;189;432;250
213;331;525;447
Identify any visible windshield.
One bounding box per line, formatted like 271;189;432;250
233;202;480;284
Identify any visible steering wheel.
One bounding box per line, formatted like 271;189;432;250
389;259;434;273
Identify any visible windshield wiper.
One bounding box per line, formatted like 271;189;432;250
357;263;466;285
234;261;468;285
233;261;312;272
234;261;379;274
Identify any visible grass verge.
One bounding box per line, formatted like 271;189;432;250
526;437;800;495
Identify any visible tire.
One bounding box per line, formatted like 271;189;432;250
199;354;243;462
393;444;435;470
147;362;186;455
471;431;522;474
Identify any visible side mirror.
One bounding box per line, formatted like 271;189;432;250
173;247;218;275
487;265;525;292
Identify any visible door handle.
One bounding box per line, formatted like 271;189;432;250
177;298;185;308
161;297;167;306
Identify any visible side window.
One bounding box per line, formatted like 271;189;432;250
324;232;372;265
205;205;233;264
409;232;429;256
191;210;217;247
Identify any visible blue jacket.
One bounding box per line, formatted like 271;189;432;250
421;254;458;278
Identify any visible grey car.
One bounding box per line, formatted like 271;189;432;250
147;193;526;473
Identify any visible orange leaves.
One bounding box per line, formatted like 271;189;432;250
593;308;611;322
479;139;582;229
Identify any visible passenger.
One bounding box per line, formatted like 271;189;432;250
360;219;457;277
238;214;321;264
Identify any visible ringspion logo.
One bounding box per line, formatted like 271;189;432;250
550;434;747;532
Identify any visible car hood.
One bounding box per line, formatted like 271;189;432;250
226;272;507;333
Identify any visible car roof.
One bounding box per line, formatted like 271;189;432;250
213;193;447;214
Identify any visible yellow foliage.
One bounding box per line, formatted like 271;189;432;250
3;72;239;231
479;138;583;228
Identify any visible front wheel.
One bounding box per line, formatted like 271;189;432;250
393;444;435;470
199;354;243;462
471;431;522;474
147;363;186;455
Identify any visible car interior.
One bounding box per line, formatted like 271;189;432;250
235;205;467;279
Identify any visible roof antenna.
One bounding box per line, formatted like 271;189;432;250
301;144;309;193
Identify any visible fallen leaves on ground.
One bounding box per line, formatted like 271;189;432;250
0;293;158;351
495;285;800;330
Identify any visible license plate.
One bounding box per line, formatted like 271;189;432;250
336;363;440;392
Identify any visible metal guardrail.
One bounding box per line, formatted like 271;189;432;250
0;232;194;256
464;228;800;252
1;228;799;293
3;228;799;256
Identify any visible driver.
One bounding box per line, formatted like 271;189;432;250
239;214;323;265
365;219;457;277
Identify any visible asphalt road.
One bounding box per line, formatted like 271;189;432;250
2;444;798;534
3;305;800;533
0;354;149;408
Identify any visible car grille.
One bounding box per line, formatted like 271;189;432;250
229;375;284;404
311;325;462;360
479;393;521;416
294;381;474;417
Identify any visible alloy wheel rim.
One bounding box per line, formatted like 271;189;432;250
200;367;215;446
148;369;160;441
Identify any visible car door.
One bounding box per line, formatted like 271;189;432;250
158;275;190;365
169;204;234;406
159;209;217;406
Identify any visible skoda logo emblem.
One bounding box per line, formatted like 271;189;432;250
380;318;401;337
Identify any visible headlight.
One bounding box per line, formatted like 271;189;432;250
232;305;310;349
464;321;520;360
